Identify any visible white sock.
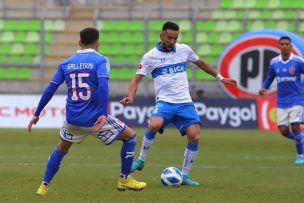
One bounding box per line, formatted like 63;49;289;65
182;148;198;175
138;136;154;162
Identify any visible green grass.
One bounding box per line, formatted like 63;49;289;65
0;128;303;203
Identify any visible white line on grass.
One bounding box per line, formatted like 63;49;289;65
0;162;303;169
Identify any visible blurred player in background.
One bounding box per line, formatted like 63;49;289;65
259;36;304;164
120;21;237;186
27;27;146;195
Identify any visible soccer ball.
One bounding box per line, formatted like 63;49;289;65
160;167;183;186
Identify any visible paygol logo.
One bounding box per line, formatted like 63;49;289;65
194;102;256;127
110;101;256;127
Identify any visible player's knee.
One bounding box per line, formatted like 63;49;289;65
148;123;161;133
188;134;200;144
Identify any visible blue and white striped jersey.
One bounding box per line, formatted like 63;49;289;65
51;49;110;126
137;43;199;103
263;53;304;108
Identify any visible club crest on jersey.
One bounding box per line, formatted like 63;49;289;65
289;67;295;75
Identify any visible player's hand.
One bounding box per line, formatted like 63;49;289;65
120;96;134;105
222;78;237;86
94;115;107;131
259;88;267;96
27;116;39;133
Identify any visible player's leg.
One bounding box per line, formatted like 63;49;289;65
37;139;73;195
131;116;164;172
277;108;294;140
172;102;201;186
37;119;86;195
116;126;147;191
182;123;200;186
290;111;304;164
92;114;146;191
290;123;304;164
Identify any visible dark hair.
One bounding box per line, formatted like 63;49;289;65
162;21;179;32
279;36;291;43
80;27;99;45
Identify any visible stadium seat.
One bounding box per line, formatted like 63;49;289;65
196;32;208;44
25;31;40;43
272;10;284;19
197;45;211;56
19;67;31;80
0;43;10;54
148;20;164;32
180;32;192;44
246;20;265;31
231;0;246;9
6;67;18;79
219;0;232;9
179;20;191;31
14;32;26;42
265;21;276;29
10;43;25;55
0;31;15;42
266;0;280;9
208;32;219;43
218;32;233;44
201;20;215;32
215;20;228;31
128;20;145;32
228;20;242;31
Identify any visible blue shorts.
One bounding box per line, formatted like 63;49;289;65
151;100;201;136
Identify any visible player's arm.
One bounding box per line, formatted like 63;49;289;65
27;82;60;132
28;66;63;133
94;76;109;131
193;58;237;86
120;74;145;105
94;59;110;131
259;65;275;96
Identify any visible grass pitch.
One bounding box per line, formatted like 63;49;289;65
0;128;303;203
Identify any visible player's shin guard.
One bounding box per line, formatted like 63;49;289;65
293;130;304;155
42;146;65;185
182;143;198;175
121;135;136;179
138;129;156;162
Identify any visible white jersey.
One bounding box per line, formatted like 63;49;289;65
137;43;199;103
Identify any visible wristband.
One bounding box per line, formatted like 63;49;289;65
216;73;224;81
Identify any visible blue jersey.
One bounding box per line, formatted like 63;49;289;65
51;49;110;126
263;53;304;108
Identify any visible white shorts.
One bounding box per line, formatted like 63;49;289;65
276;105;303;127
60;114;126;145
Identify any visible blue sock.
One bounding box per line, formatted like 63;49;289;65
120;135;136;179
187;143;198;151
293;130;304;155
42;146;65;185
144;129;156;140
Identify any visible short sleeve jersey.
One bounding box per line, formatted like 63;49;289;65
136;43;199;103
263;53;304;108
51;49;110;127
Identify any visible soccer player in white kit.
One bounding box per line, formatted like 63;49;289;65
120;21;237;186
259;36;304;164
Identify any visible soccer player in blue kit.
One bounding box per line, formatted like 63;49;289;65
259;36;304;164
120;21;237;186
27;28;146;195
